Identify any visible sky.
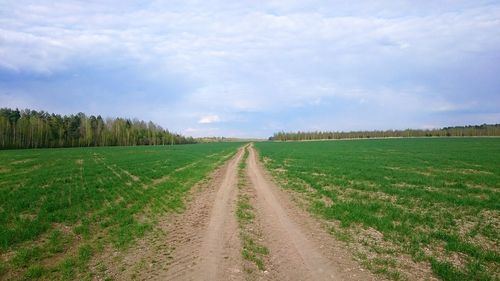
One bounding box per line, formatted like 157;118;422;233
1;1;499;138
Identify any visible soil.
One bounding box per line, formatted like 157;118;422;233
163;147;244;280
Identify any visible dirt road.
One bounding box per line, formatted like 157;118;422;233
94;145;376;280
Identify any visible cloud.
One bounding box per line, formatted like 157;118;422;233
0;1;499;137
198;114;221;124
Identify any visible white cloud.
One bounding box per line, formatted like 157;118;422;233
2;1;499;76
1;1;499;137
198;114;221;124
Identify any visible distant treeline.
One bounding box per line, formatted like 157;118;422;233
195;137;258;143
270;124;500;141
0;108;195;149
195;136;238;143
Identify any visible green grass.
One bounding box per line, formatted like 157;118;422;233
0;143;241;280
236;146;269;272
255;138;500;280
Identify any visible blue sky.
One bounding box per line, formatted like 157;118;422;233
1;1;499;138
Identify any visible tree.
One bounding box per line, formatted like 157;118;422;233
0;108;196;149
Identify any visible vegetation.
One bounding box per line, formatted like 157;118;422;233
270;124;500;141
255;138;500;280
236;146;269;272
195;137;253;143
0;108;195;149
0;142;240;280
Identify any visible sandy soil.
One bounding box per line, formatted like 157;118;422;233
162;146;245;281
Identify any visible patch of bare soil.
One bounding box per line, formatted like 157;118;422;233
11;159;34;165
246;145;377;281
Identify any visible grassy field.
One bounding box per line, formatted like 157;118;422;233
255;138;500;281
0;143;241;280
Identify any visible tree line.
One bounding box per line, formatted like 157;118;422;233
0;108;196;149
270;124;500;141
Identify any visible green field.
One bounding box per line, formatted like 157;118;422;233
255;138;500;280
2;138;499;280
0;143;241;280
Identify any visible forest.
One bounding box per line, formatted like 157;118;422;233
0;108;195;149
270;124;500;141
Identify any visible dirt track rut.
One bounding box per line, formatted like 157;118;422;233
164;147;244;280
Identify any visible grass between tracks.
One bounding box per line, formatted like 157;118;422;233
255;138;500;281
236;146;269;274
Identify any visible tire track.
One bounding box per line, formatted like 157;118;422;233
163;147;245;281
